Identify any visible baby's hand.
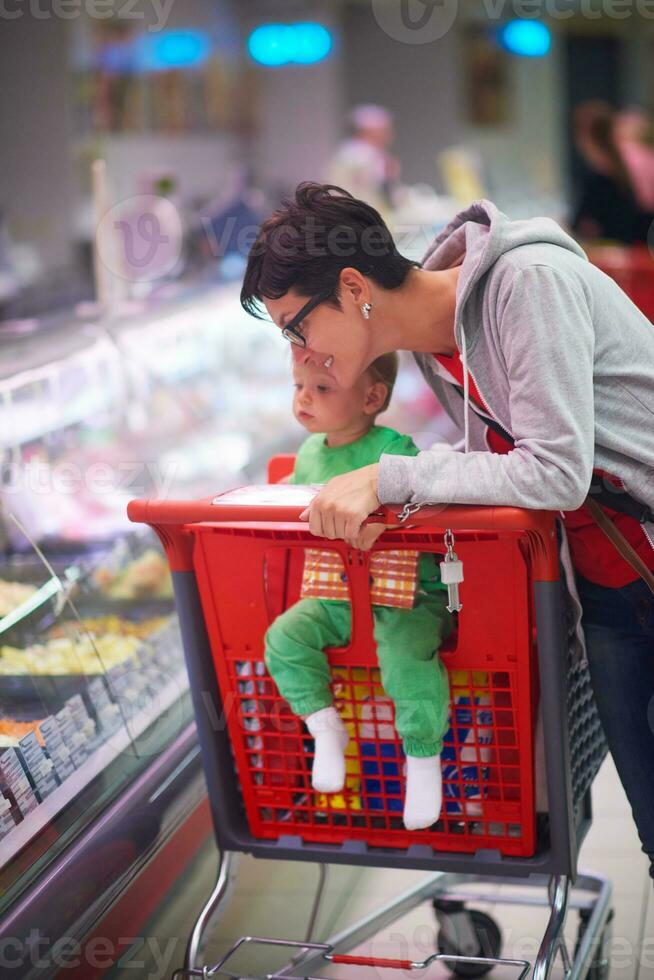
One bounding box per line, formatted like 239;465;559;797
350;522;387;552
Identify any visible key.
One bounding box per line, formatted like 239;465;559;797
441;555;463;613
440;529;464;613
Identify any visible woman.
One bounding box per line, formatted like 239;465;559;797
240;183;654;878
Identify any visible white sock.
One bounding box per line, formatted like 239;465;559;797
305;707;349;794
403;754;443;831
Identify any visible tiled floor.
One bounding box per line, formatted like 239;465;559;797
308;757;653;979
116;755;653;978
203;755;652;979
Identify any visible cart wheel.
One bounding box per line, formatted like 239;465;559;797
574;908;613;980
436;906;502;978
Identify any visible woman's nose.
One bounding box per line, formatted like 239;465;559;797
291;345;312;366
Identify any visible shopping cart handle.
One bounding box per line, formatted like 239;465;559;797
128;489;556;537
375;502;557;534
128;489;559;580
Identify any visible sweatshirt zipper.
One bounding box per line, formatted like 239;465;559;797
461;358;517;442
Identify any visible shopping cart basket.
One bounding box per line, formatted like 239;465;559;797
588;244;654;323
128;468;613;980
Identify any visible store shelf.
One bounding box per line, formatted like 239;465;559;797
0;663;188;868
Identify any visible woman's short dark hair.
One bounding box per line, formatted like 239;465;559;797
240;182;418;318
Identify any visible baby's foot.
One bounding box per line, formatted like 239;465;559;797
403;754;443;830
305;707;349;793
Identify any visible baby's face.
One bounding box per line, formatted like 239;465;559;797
292;361;372;436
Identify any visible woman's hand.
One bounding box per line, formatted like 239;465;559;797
350;522;387;551
299;463;382;548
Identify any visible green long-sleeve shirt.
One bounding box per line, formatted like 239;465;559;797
290;425;446;596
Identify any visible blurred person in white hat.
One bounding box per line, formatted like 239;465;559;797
326;104;401;217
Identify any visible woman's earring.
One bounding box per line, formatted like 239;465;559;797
361;302;372;320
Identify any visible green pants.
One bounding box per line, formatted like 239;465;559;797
264;595;452;757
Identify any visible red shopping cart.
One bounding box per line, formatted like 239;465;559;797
128;468;613;980
588;244;654;322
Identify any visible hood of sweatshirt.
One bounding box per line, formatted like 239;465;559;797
419;199;589;450
421;198;588;350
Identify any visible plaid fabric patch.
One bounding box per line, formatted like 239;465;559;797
300;548;419;608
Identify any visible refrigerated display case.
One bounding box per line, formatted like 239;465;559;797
0;283;452;975
0;285;295;976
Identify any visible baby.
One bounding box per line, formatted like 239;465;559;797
264;353;452;830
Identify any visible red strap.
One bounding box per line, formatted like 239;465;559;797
330;953;413;968
433;351;487;409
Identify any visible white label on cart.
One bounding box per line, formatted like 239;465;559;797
211;483;320;508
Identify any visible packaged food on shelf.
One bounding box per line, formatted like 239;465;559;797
93;548;173;601
49;614;169;641
0;718;44;749
16;730;59;801
0;580;38;617
0;632;142;677
38;716;76;782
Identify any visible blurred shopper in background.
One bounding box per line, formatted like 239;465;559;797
570;100;651;245
327;104;401;217
615;107;654;217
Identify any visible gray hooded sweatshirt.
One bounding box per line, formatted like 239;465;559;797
378;200;654;552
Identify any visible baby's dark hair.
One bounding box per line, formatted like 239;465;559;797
366;351;399;414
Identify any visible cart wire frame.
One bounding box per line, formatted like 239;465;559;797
128;481;613;980
171;933;534;978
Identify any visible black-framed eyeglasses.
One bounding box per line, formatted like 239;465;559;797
280;288;333;348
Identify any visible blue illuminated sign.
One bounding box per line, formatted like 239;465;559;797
135;31;212;71
499;20;551;57
248;22;333;66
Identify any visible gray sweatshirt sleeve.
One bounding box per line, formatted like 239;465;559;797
378;265;596;511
